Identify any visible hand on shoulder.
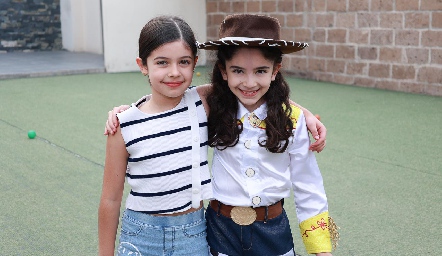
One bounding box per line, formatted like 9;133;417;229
103;105;130;135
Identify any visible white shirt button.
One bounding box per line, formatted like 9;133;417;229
245;168;255;177
194;136;198;142
193;188;200;194
252;196;261;205
193;163;199;168
244;140;252;149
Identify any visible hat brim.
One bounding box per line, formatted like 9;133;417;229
197;37;308;54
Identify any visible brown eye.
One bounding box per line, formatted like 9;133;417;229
180;59;191;65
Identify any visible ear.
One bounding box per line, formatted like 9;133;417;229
271;63;282;81
136;57;148;76
218;64;228;81
194;56;199;67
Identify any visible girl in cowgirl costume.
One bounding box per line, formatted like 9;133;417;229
198;14;338;256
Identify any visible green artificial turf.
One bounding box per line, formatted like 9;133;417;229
0;66;441;255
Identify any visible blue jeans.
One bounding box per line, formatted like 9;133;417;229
206;205;295;256
118;208;209;256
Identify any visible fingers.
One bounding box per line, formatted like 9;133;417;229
306;114;322;141
311;129;319;141
103;111;113;136
105;111;116;135
309;139;326;153
105;106;126;135
307;126;320;141
309;124;327;153
112;107;123;124
105;118;115;135
317;123;327;141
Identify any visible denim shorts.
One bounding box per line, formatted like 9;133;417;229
118;208;209;256
206;205;295;256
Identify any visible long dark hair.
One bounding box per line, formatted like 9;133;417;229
207;46;293;153
138;16;197;64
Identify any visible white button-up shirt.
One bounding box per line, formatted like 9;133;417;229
211;102;328;223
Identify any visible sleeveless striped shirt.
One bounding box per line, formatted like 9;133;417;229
117;87;212;214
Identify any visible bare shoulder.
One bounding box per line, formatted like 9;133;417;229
195;84;212;117
196;83;213;98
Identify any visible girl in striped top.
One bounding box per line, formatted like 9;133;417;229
98;16;213;256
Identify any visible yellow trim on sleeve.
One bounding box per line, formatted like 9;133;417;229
288;104;302;123
299;211;332;254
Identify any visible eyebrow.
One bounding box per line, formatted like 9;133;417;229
153;56;193;60
229;65;271;70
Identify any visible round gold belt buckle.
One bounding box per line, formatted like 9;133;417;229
230;206;257;226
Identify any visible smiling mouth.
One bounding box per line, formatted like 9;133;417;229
239;88;259;97
164;82;183;87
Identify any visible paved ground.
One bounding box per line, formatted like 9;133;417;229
0;51;105;80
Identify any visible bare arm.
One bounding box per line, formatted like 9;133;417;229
98;128;128;255
289;100;327;153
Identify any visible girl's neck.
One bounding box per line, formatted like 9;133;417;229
139;94;183;114
242;99;265;113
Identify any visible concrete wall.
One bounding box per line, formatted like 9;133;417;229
60;0;103;54
101;0;207;73
206;0;442;96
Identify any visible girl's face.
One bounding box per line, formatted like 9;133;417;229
219;47;281;112
137;40;197;100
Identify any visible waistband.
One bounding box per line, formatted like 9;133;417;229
124;207;205;227
209;199;283;222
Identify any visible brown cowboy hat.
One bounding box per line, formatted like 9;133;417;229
197;14;308;54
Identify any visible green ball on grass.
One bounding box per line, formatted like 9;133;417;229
28;130;36;139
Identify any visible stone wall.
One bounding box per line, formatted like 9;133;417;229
0;0;62;52
206;0;442;96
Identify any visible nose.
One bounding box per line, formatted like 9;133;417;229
242;75;257;88
168;64;180;77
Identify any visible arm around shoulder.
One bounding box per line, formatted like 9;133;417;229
289;99;327;153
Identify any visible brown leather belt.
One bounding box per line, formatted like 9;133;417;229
209;199;283;222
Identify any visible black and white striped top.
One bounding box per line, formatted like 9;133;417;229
117;87;212;214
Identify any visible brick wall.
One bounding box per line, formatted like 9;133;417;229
206;0;442;96
0;0;62;52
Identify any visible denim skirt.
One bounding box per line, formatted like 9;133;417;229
118;208;209;256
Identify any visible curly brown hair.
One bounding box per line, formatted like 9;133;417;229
207;46;293;153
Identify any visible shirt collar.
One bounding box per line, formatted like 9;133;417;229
236;102;268;120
